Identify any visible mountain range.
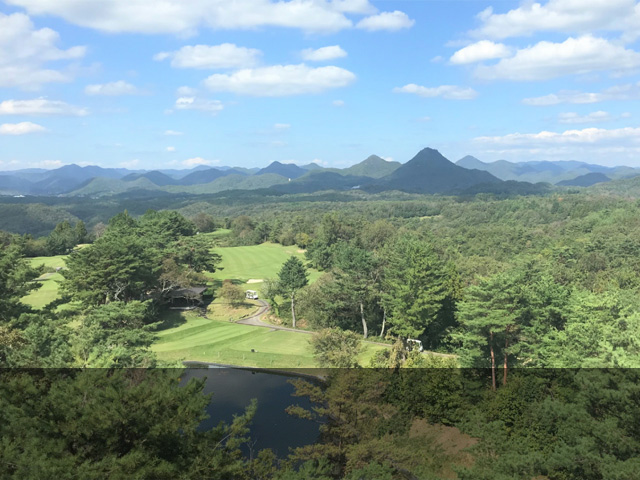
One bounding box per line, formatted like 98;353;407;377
2;149;637;198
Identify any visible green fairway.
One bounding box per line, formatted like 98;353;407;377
210;242;321;289
22;255;68;309
153;310;387;368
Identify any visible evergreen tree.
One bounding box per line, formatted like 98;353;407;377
278;256;308;328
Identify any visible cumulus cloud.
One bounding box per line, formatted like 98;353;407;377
183;157;219;166
164;130;183;136
0;12;86;90
84;81;141;96
474;36;640;81
356;10;414;31
5;0;374;34
557;111;613;124
203;64;356;96
175;97;223;114
0;98;88;116
301;45;347;61
166;146;176;152
155;44;261;69
475;126;640;145
523;81;640;105
393;84;478;100
450;40;512;64
471;0;638;40
0;121;47;135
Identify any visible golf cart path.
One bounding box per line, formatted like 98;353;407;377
236;300;456;357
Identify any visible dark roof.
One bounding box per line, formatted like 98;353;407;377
168;286;207;298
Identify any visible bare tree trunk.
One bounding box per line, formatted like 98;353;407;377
490;331;496;391
360;302;368;339
291;292;296;329
379;308;386;337
503;336;509;386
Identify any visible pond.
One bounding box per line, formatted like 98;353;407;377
181;366;323;457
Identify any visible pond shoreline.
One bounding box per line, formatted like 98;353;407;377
182;360;328;383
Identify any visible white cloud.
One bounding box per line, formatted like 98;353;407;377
301;45;347;62
0;98;88;116
393;84;478;100
382;156;394;162
84;81;141;96
356;10;414;31
119;159;140;168
0;12;86;90
6;0;364;34
164;130;183;136
475;126;640;146
0;121;47;135
523;81;640;105
155;44;261;69
332;99;345;106
274;123;290;129
175;96;224;114
166;146;176;152
176;86;198;96
183;157;219;166
450;40;512;64
475;36;640;81
472;0;638;40
557;111;613;124
418;116;431;122
203;64;356;96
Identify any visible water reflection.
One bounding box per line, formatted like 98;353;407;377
182;367;322;457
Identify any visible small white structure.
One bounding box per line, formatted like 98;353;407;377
245;290;259;300
406;339;424;352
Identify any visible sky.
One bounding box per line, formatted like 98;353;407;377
1;0;640;171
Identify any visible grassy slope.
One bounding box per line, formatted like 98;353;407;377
22;255;67;309
209;242;321;289
152;309;385;368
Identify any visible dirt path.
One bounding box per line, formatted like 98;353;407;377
235;301;456;358
236;300;313;334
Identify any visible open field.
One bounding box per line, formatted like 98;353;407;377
209;242;321;289
152;309;386;368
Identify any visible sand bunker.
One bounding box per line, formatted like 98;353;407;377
247;279;263;284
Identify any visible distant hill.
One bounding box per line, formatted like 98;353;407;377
0;175;36;195
272;171;374;194
557;172;610;187
257;161;306;179
68;177;161;197
457;156;640;184
380;148;501;194
122;171;179;186
178;168;244;186
342;155;401;178
168;173;288;194
300;162;325;171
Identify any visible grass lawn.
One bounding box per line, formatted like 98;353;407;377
209;242;321;290
153;309;387;368
22;255;68;309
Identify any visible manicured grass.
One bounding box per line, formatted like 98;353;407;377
29;255;67;270
22;255;68;309
210;242;321;289
153;310;387;368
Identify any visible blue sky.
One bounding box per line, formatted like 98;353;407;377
1;0;640;170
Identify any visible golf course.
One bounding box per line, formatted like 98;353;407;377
21;241;387;368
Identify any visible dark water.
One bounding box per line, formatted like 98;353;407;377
181;367;322;457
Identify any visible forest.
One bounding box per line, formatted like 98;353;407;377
1;189;640;479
